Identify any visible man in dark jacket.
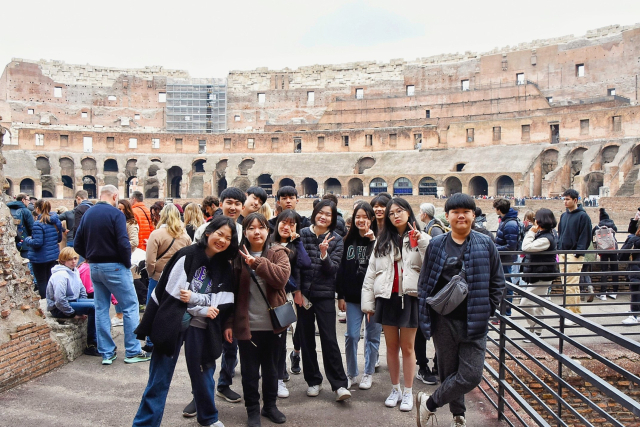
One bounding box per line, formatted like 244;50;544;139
417;193;505;427
7;193;34;257
268;186;311;230
75;185;150;366
593;208;619;299
73;190;93;235
493;198;520;316
557;189;593;316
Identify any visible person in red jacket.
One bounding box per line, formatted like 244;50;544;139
130;191;154;251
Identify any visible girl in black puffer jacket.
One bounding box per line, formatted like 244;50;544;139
619;227;640;324
297;199;351;401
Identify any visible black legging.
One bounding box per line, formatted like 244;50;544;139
32;260;57;299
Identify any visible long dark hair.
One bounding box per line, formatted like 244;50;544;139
35;199;52;224
375;197;418;257
118;199;137;224
240;212;270;257
310;199;337;233
272;209;302;261
196;216;239;261
344;203;376;246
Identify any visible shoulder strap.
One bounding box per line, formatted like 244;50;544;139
156;238;176;261
136;206;152;225
245;264;272;309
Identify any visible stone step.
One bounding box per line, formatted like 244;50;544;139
616;164;640;196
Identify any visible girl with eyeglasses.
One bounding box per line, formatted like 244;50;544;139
362;197;430;412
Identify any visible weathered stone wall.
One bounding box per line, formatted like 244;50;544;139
0;136;66;392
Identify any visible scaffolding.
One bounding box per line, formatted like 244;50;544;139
165;78;227;133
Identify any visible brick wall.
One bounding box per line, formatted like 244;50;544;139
0;322;64;393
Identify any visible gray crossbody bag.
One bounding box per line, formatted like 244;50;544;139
425;240;469;315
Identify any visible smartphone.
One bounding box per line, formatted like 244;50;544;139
302;295;313;310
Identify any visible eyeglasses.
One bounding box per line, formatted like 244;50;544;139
388;209;406;218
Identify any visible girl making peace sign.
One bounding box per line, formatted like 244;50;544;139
298;199;352;401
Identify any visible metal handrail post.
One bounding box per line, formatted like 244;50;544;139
498;296;507;421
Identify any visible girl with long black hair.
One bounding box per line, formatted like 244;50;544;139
362;197;430;411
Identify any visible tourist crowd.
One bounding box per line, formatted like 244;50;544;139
5;184;639;427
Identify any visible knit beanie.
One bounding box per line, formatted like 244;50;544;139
599;208;609;221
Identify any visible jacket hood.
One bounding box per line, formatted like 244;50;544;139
598;218;616;229
51;264;77;278
566;205;586;214
7;201;27;209
503;208;518;220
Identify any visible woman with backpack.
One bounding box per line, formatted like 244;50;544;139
361;197;430;412
24;199;63;298
520;208;559;341
224;212;292;427
337;202;380;390
593;208;619;300
619;226;640;325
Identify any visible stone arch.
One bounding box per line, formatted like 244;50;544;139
126;176;139;198
570;147;588;177
601;145;620;165
369;177;388;195
444;176;462;196
238;158;255;176
301;178;318;196
1;127;11;146
36;156;55;197
348;178;364;196
4;178;13;196
60;157;75;176
585;172;604;196
167;166;183;198
496;175;515;197
216;159;228;196
81;157;97;176
82;175;97;199
104;159;118;172
393;177;413;196
279;178;296;189
125;159;138;179
192;159;206;174
469;176;489;196
355;156;376;174
257;174;274;196
419;177;437;196
541;149;559;176
36;156;51;175
324;178;342;195
633;145;640;165
20;178;35;196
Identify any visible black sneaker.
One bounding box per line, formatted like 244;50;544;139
289;351;301;374
261;405;286;424
83;345;101;357
141;344;154;353
416;366;438;385
182;398;196;418
217;386;242;403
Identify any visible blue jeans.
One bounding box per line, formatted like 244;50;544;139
90;263;141;359
145;278;158;348
345;302;382;377
133;326;219;427
218;338;238;389
51;299;96;346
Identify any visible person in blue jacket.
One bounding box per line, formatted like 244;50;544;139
493;198;520;316
7;193;34;257
24;199;63;298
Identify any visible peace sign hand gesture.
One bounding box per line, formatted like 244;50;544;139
363;221;375;241
290;223;299;241
239;245;257;268
319;234;335;258
408;221;420;248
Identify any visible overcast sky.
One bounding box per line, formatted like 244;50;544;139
3;0;640;78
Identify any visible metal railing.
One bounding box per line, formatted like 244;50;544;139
481;248;640;426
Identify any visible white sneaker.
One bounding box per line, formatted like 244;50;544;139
608;294;617;299
359;374;372;390
622;315;639;325
111;316;123;327
210;421;225;427
597;295;607;301
338;310;346;319
399;390;413;411
416;392;437;427
385;388;402;407
306;384;322;397
347;375;358;389
335;387;351;401
277;380;289;398
451;415;466;426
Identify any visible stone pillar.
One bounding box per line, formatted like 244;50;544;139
180;175;189;199
34;180;43;199
156;169;167;199
117;172;126;199
55;182;64;199
12;182;20;197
